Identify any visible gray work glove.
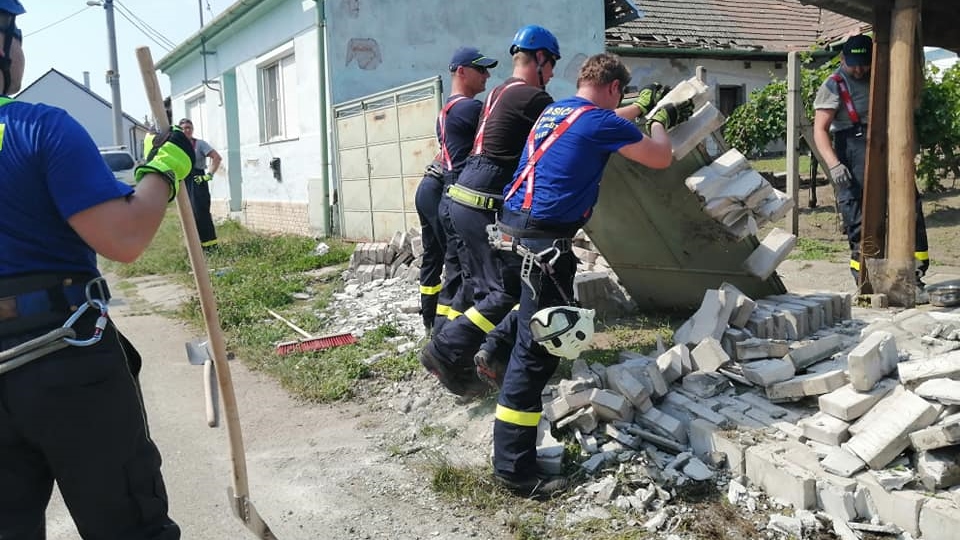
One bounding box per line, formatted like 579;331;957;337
829;162;852;190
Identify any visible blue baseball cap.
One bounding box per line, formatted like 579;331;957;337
449;47;498;72
842;35;873;67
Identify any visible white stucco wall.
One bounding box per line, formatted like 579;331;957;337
621;56;786;108
327;0;606;105
17;73;144;151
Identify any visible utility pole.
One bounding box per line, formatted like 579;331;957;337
96;0;124;147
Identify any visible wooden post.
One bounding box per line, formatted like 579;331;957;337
886;0;920;307
786;51;801;235
859;1;893;293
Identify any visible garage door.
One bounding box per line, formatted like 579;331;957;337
334;77;442;241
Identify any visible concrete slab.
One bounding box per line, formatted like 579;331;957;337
919;495;960;540
843;389;939;469
818;380;898;422
847;331;899;392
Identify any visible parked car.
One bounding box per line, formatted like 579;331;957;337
98;146;136;186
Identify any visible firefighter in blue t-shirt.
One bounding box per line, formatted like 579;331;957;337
488;52;693;498
0;2;192;536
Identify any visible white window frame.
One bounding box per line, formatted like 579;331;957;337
258;48;298;143
184;93;207;140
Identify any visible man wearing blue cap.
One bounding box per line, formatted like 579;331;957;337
813;34;930;292
415;46;496;340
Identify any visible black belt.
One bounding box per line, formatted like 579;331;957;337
496;220;579;240
0;273;110;338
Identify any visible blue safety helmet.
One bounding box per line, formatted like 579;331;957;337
0;0;24;15
509;25;560;59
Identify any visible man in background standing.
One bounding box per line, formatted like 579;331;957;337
178;118;223;252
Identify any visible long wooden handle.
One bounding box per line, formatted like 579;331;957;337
204;358;219;427
266;309;313;339
135;47;252;496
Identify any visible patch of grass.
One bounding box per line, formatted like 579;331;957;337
428;459;509;511
575;313;684;373
751;155;812;174
789;237;846;261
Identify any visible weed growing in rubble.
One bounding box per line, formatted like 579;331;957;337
790;237;846;261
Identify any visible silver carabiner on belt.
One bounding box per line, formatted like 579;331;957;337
61;298;110;347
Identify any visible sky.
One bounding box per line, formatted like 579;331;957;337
19;0;228;122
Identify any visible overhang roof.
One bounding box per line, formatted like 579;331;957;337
800;0;960;52
607;0;866;55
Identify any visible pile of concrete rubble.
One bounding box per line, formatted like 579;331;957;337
535;282;960;539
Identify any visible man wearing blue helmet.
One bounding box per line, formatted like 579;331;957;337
0;1;185;537
420;25;558;400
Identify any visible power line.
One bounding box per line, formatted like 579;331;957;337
24;7;91;39
114;1;177;50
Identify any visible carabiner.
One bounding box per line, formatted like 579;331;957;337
62;298;110;347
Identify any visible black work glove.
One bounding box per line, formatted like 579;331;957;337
135;127;194;201
645;98;695;132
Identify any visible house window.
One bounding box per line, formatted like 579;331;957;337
718;85;746;117
260;54;298;142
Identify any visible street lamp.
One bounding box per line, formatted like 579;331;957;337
87;0;124;147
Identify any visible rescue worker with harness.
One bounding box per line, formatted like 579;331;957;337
488;52;693;498
415;46;497;335
0;2;193;535
812;34;930;291
420;25;558;398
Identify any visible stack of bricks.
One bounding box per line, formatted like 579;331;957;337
346;229;421;285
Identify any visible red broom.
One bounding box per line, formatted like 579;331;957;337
267;309;356;355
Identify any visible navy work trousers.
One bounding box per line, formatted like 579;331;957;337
434;174;473;333
0;316;179;539
493;236;576;479
415;173;446;331
185;170;217;248
834;130;928;274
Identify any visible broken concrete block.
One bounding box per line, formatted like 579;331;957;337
898;351;960;389
743;228;796;280
663;392;727;426
636;407;687;443
718;283;756;330
847;331;899;392
915;378;960;405
817;481;858;523
853;472;925;536
741;358;796;386
818;379;898;422
765;370;847;402
557;406;599;433
919;496;960;540
917;448;960;491
688;418;719;458
745;442;817;509
736;338;791;361
589;389;633;422
669;101;725;159
798;411;850;446
721;327;751;360
620;352;669;398
756;300;799;340
605;364;653;413
774;302;809;340
673;289;727;346
542;395;574;423
843;389;939;469
735;392;800;421
656;344;688;384
820;447;866;478
682;370;731;398
909;419;960;451
690;337;730;372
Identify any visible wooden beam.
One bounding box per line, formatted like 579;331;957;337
885;0;920;307
858;0;893;292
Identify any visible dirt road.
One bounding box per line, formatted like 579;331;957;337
45;277;507;540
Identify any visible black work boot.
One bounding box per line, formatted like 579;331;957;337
420;346;489;399
492;473;569;500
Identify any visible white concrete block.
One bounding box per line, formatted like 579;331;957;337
691;337;730;372
847;331;899;392
843;389;939;469
743;228;796;280
919;495;960;540
605;364;653;413
797;411;850;445
741;358;796;386
669;102;725;159
917;448;960;490
674;289;726;346
745;442;817;509
656;344;687;384
720;282;756;328
818;379;898;422
736;338;791;361
765;370;847;402
915;378;960;405
909;418;960;451
589;389;634;422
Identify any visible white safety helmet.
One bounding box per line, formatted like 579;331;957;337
529;306;595;359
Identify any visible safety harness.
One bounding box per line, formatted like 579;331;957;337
489;104;596;303
438;95;467;171
0;277;111;375
830;73;864;137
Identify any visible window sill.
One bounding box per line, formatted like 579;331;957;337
260;136;300;146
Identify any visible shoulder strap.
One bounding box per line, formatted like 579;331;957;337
438;95;468;170
472;81;527;155
830;73;862;126
504;105;597;211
